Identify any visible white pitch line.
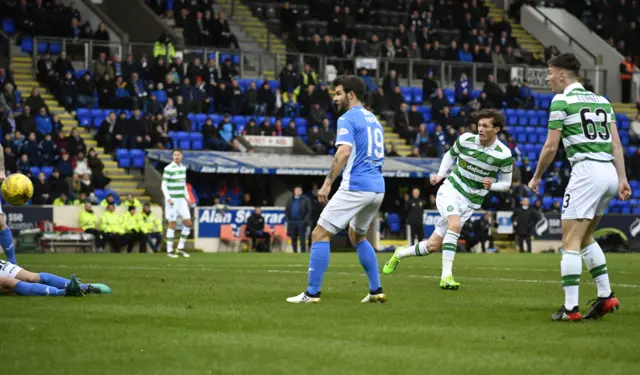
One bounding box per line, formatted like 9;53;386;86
35;264;640;289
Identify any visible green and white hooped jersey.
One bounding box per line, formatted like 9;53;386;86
447;133;513;209
548;82;615;165
162;162;188;200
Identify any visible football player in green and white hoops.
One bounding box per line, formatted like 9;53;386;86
383;109;513;289
528;53;632;321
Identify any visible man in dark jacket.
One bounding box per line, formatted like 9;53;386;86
285;186;311;253
405;188;425;243
246;207;271;252
513;197;540;253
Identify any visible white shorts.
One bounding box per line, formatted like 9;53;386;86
318;190;385;235
562;160;618;220
434;182;476;238
165;198;192;222
0;259;23;279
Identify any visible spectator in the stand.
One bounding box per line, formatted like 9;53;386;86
390;86;405;114
94;53;114;80
174;95;190;130
76;72;95;108
483;73;504;107
25;88;48;114
151;58;169;86
243;81;258;115
214;82;232;113
394;103;413;142
0;68;14;90
3;146;17;174
128;109;149;149
88;148;110;189
123;55;142;82
430;88;448;120
39;133;58;166
283;120;297;137
149;114;170;148
53;192;72;206
308;126;324;154
257;82;276;116
455;72;472;104
93;22;110;54
422;70;438;101
215;12;240;49
100;193;118;208
261;119;274;135
147;92;163;115
122;205;147;253
491;45;506;65
17;153;31;175
141;203;163;253
320;119;335;151
519;80;535;109
59;71;77;110
72;151;91;176
385;143;400;157
439;106;456;129
54;130;69;154
32;172;51;204
383;70;398;94
56;152;73;177
67;127;86;156
285;186;311;253
243;119;260;136
35;107;53;137
505;78;521;108
414;124;435;157
202;118;222;150
458;42;473;62
111;55;124;79
218;114;235;148
128;72;148;110
163;97;178;129
97;112;116;153
405;187;425;243
37;52;56;89
309;104;327;128
22;131;39;161
19;106;36;135
2;83;18;113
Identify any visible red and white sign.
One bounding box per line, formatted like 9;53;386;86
244;136;294;147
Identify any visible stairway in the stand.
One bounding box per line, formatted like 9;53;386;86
11;55;151;203
485;1;545;60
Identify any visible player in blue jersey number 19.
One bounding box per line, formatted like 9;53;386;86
287;75;386;304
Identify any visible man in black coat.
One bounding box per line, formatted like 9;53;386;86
285;186;311;253
513;197;540;253
405;188;425;243
246;207;271;252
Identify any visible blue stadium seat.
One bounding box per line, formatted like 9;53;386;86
210;114;222;123
542;197;553;210
20;38;33;53
49;42;62;54
94;189;105;202
387;213;402;233
541;100;550;109
37;41;47;54
411;87;423;103
529;116;539;126
78;115;91;127
508;116;517;126
401;87;412;103
505;109;516;117
118;156;131;168
297;124;308;136
130;149;144;169
443;88;454;97
536;109;547;118
91;109;105;118
30;166;40;177
451;106;461;116
513;126;525;134
2;19;15;34
76;108;90;117
190;133;204;150
518;116;528;126
232;115;245;125
516;133;526;143
471;89;481;99
176;131;190;149
423;112;432;122
427;123;436;133
195;114;208;126
447;96;455;105
627;146;638;156
115;148;130;160
41;166;53;178
294;118;307;128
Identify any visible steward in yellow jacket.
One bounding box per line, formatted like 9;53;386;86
78;202;105;252
122;206;147;253
100;203;124;252
140;203;163;252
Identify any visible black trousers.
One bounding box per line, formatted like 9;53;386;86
479;234;495;253
288;221;307;253
124;231;148;253
517;234;532;253
84;228;104;250
622;79;632;103
246;228;271;251
409;223;424;244
104;233;123;253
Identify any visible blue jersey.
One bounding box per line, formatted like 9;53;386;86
335;106;385;193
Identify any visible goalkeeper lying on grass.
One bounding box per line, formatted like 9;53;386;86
0;259;111;296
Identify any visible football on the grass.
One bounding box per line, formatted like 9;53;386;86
2;173;34;206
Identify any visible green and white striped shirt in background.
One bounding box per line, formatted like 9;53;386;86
447;133;514;209
162;162;188;200
548;82;615;165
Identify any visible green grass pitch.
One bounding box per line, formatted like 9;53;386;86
2;252;640;375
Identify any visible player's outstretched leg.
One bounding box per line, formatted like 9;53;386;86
350;228;385;303
176;220;192;258
23;270;112;295
287;226;330;304
1;274;84;296
383;233;442;274
581;240;619;319
0;214;17;264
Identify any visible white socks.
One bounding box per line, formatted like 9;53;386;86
397;241;429;258
581;241;612;298
441;230;459;279
561;250;582;310
166;228;175;253
178;227;191;250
